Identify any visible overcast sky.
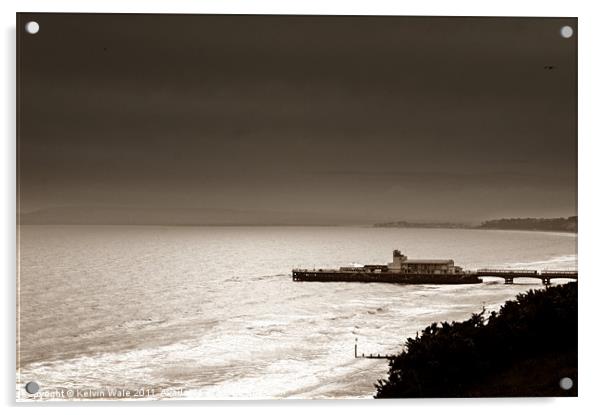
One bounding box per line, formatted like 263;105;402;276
18;14;577;224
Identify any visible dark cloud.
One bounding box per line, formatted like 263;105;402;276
18;14;577;223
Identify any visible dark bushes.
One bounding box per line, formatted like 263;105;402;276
478;216;577;232
375;282;577;398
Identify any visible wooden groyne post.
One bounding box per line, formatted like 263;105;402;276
354;337;396;360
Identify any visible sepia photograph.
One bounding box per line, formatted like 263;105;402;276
16;13;577;400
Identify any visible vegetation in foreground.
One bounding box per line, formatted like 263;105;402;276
375;282;577;398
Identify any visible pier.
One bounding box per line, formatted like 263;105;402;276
292;269;482;284
475;269;578;285
292;268;578;285
291;250;577;286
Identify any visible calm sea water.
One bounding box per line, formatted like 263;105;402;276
17;226;577;400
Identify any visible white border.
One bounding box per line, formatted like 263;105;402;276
3;1;602;414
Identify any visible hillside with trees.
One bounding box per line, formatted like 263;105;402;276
374;216;577;233
477;216;577;232
374;283;577;398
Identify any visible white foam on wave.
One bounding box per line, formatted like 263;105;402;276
17;225;578;400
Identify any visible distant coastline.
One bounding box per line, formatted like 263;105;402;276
477;216;577;233
374;221;470;230
19;206;577;233
374;216;577;233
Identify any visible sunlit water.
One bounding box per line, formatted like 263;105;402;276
17;226;577;400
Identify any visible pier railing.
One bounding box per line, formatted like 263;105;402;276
476;269;538;275
540;270;579;276
474;269;577;284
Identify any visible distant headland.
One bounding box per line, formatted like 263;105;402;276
374;216;577;233
477;216;577;232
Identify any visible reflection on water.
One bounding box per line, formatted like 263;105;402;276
17;226;577;399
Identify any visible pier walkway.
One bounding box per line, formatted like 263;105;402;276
474;269;578;285
292;268;578;285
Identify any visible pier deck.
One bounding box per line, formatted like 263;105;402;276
292;268;578;285
292;269;481;284
475;269;578;285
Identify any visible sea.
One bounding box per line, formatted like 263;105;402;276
16;225;577;400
